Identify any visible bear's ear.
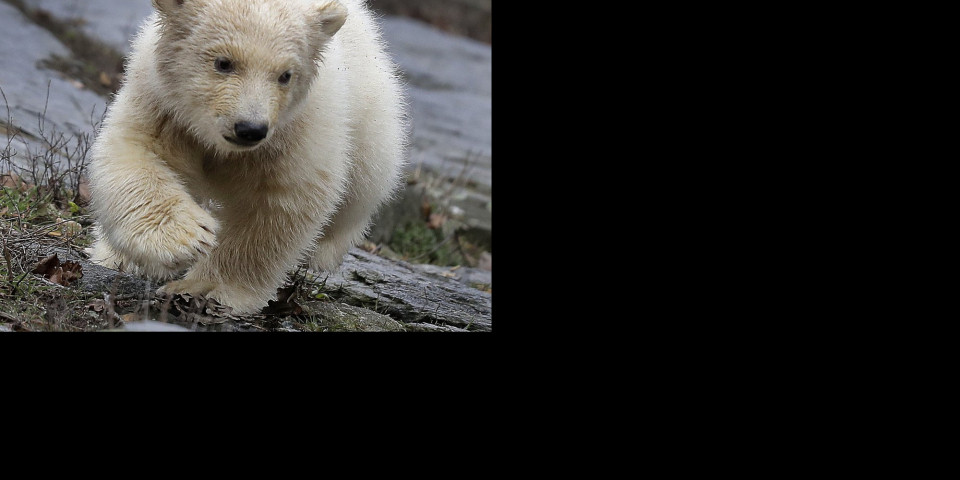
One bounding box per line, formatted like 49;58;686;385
312;0;348;39
152;0;186;13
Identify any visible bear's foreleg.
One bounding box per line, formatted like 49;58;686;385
88;139;219;279
158;200;325;314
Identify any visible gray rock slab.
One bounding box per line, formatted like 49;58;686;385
403;322;470;332
380;16;492;193
307;302;406;332
0;1;107;169
20;0;153;53
49;245;155;295
411;263;491;289
47;245;489;331
317;248;492;331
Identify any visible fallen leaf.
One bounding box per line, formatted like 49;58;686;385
99;71;112;88
60;221;82;236
48;268;62;285
262;282;303;316
1;171;20;189
427;213;447;229
200;297;233;318
32;254;60;275
276;283;298;303
479;252;492;272
31;254;83;285
77;178;91;205
359;240;379;253
60;261;82;284
47;230;62;237
263;300;302;316
158;291;234;324
87;299;105;312
2;172;35;193
421;198;432;219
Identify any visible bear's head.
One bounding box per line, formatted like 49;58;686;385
150;0;347;153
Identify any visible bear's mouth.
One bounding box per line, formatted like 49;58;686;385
223;136;262;148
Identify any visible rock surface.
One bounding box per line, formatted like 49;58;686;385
47;245;490;332
21;0;153;53
0;1;108;172
381;16;492;190
321;248;491;331
307;302;407;332
381;16;491;234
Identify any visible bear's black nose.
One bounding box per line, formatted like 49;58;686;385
234;121;269;142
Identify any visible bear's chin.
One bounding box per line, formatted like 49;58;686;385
217;135;267;153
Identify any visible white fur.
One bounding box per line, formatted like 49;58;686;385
88;0;407;314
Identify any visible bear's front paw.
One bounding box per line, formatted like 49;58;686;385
163;206;219;269
114;201;219;278
158;279;263;315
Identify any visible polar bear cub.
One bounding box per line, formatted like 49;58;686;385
87;0;407;314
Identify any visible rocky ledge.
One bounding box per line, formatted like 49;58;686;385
53;246;491;332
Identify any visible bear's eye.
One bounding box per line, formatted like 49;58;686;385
214;57;235;74
278;71;292;85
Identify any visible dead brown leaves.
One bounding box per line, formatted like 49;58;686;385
76;178;91;206
427;212;447;229
1;172;32;193
420;199;449;230
86;298;105;313
31;253;82;286
263;282;303;316
153;292;235;327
